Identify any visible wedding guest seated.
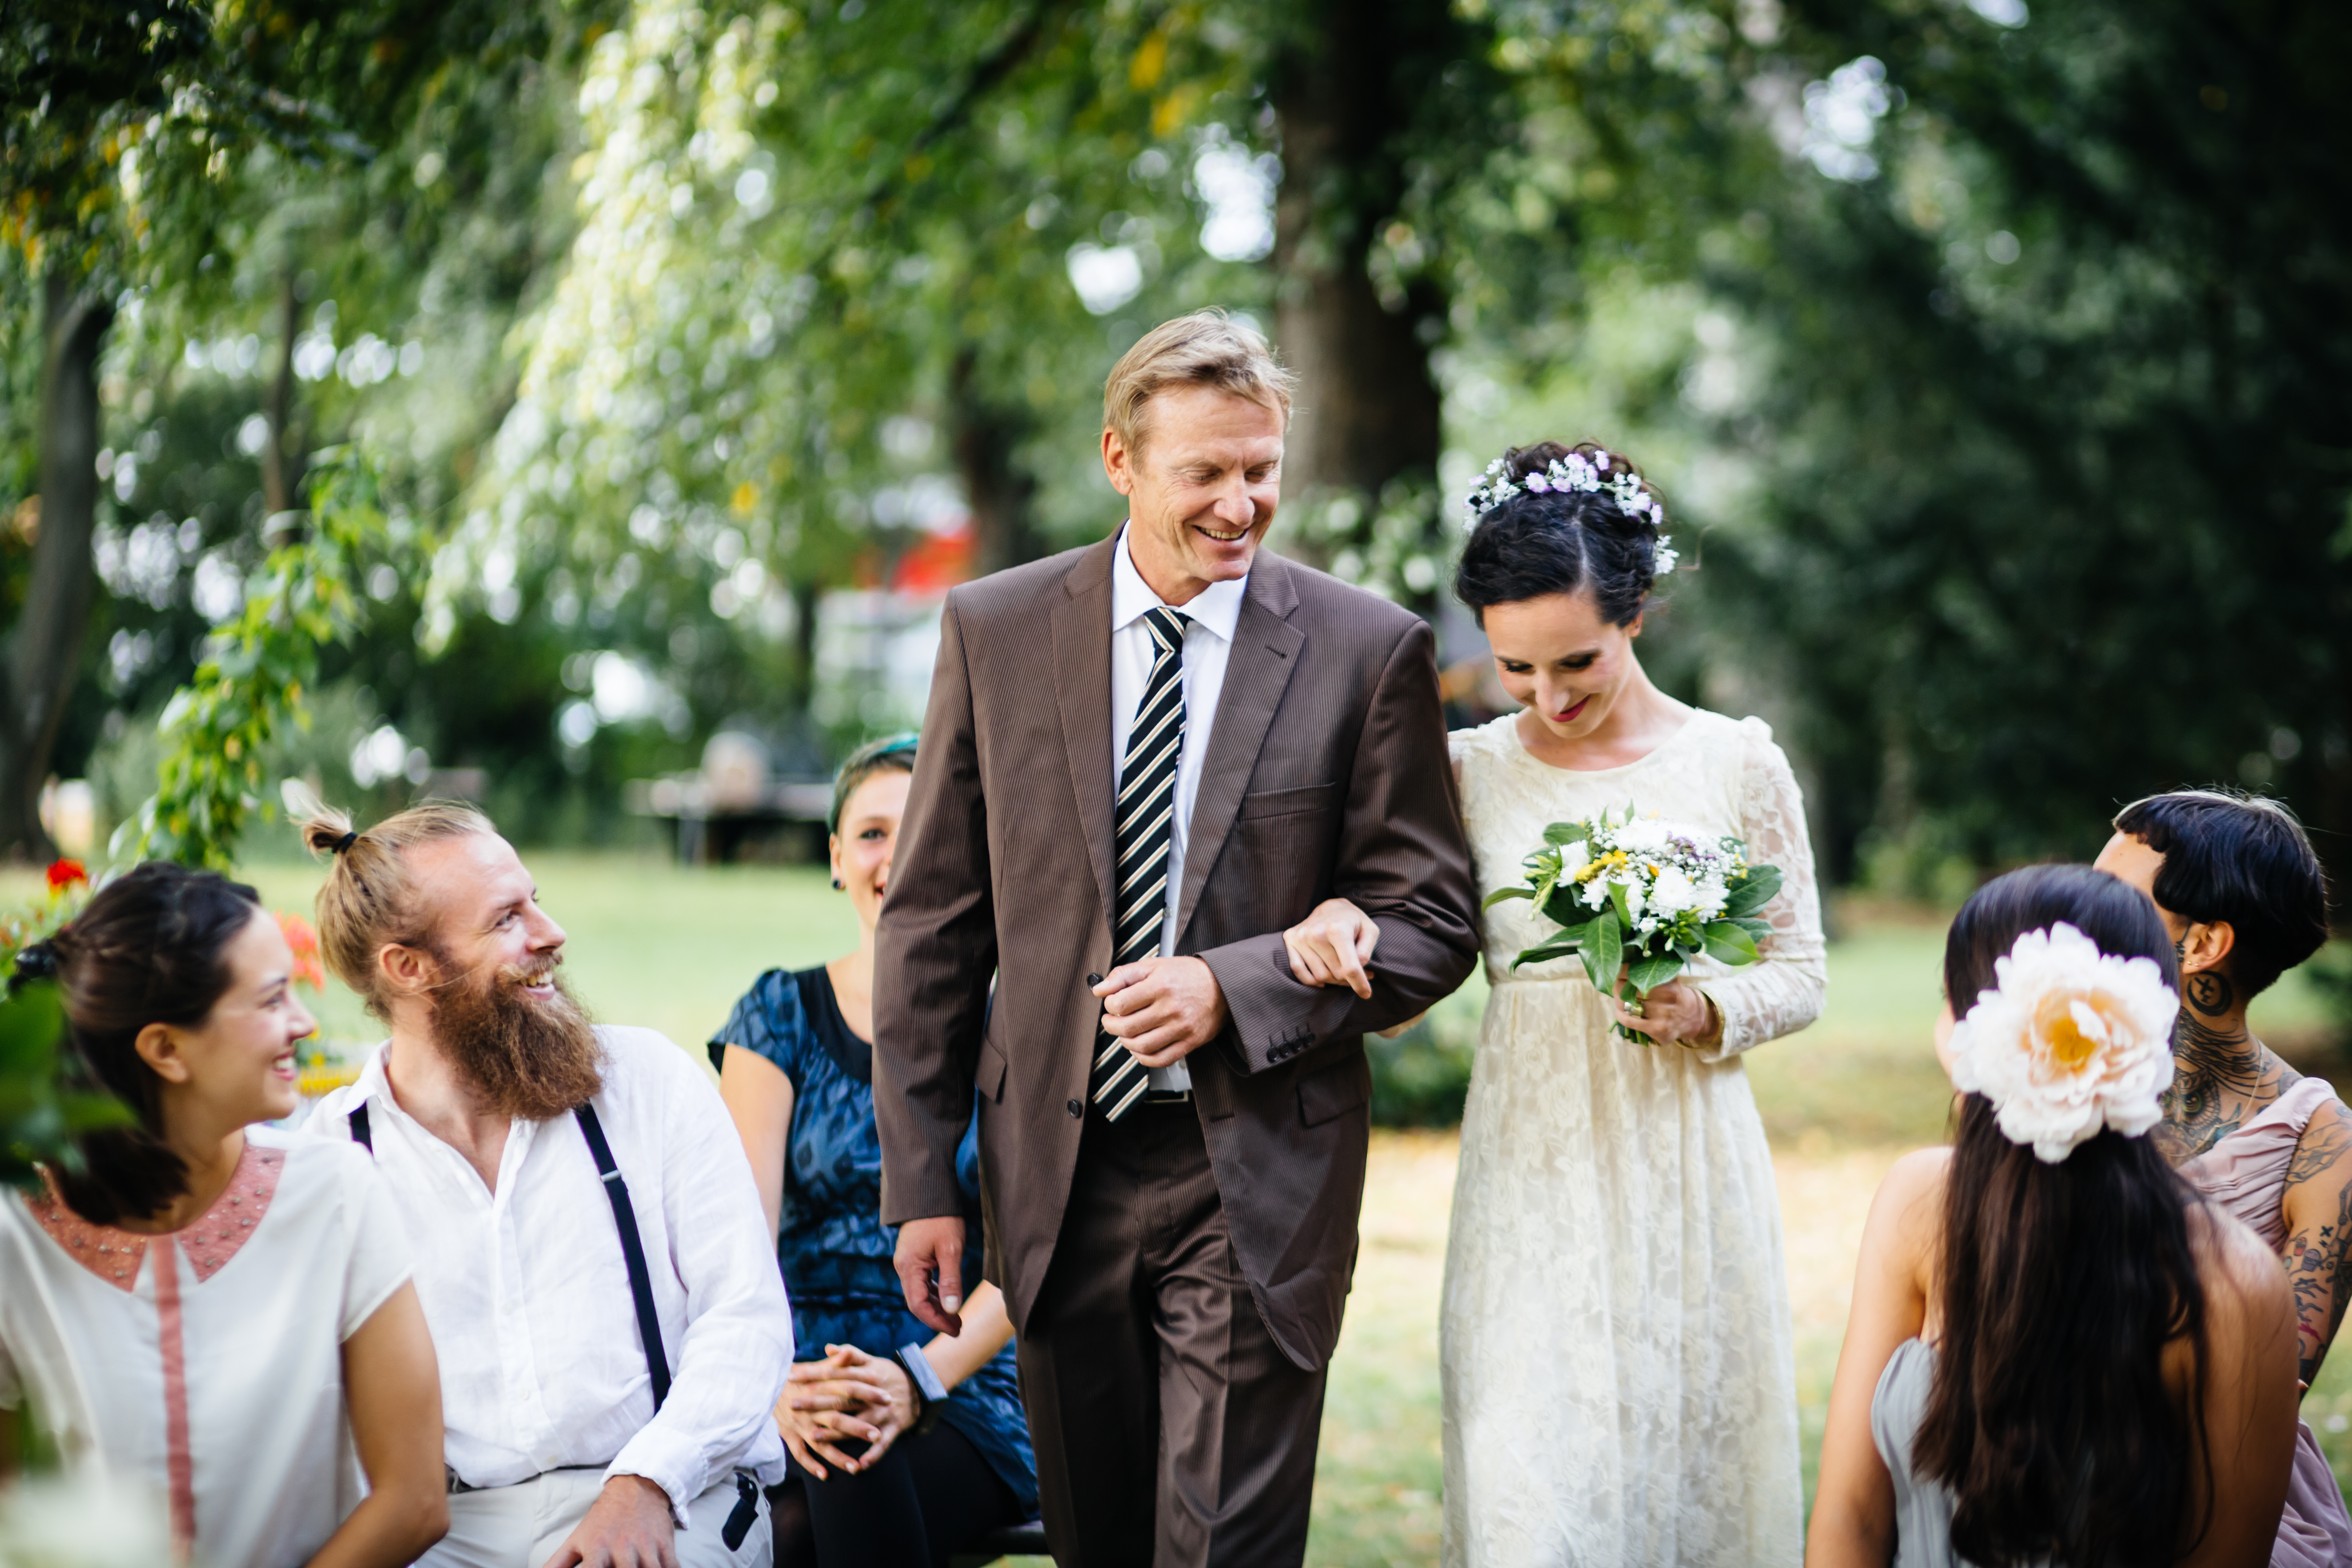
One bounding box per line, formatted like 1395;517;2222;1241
0;862;446;1568
714;735;1037;1568
1809;863;2299;1568
301;801;792;1568
2096;788;2352;1564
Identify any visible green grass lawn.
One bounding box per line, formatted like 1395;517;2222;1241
9;856;2349;1562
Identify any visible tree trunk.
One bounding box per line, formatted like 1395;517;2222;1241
262;272;303;517
1271;0;1449;505
950;345;1039;576
0;273;114;861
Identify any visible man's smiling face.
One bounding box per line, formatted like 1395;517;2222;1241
1102;381;1284;606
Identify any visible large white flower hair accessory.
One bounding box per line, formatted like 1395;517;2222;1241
1463;448;1678;573
1945;922;2179;1163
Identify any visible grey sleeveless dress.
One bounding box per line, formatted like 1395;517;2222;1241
1868;1338;1994;1568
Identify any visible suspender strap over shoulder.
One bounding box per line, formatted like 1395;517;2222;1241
574;1103;674;1411
345;1097;673;1411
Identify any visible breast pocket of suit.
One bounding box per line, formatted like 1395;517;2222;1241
1229;782;1340;924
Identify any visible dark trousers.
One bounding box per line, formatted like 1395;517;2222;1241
1016;1101;1328;1568
770;1420;1021;1568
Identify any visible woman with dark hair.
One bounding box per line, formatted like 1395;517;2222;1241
0;862;448;1568
1288;442;1826;1564
1809;863;2299;1567
713;735;1036;1568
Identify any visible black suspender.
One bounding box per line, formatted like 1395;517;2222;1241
345;1099;674;1409
572;1103;673;1410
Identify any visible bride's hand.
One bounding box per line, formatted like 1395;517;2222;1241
1282;898;1380;998
1607;977;1722;1049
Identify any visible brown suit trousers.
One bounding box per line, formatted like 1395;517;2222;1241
875;539;1478;1563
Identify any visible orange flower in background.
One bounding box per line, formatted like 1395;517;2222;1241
45;859;88;895
276;911;326;991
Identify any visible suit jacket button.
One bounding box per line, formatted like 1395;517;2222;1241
1067;1098;1084;1118
1086;974;1102;986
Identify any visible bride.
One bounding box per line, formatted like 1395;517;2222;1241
1289;442;1825;1566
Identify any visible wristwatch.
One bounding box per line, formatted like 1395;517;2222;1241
895;1343;948;1434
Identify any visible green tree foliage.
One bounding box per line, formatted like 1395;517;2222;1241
1690;0;2352;883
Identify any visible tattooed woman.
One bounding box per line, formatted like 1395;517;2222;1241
2097;788;2351;1566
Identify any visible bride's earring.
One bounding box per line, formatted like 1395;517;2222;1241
831;876;845;890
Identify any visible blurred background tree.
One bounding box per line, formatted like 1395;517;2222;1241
4;0;2346;914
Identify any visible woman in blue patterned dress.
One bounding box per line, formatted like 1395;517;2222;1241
715;735;1035;1568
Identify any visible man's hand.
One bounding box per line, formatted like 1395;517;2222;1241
894;1215;966;1335
1095;955;1230;1067
541;1474;675;1568
1282;898;1381;998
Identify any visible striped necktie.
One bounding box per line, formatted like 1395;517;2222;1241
1092;605;1188;1121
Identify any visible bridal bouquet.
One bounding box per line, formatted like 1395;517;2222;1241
1484;805;1783;1042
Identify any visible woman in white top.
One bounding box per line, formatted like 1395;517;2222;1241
0;862;447;1568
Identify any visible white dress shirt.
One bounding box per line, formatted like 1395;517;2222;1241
310;1026;792;1521
1109;524;1250;1092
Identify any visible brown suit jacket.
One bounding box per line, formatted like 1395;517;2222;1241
873;537;1479;1371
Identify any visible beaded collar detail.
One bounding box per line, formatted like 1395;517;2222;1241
29;1141;286;1291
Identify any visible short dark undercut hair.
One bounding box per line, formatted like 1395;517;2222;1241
2112;789;2329;998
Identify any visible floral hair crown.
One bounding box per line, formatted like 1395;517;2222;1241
1944;922;2178;1163
1464;448;1679;575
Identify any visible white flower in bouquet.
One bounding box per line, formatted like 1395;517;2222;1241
1946;922;2178;1163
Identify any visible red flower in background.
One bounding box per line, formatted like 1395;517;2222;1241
276;911;326;991
45;859;87;895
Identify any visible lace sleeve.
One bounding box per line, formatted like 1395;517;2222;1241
1690;722;1828;1061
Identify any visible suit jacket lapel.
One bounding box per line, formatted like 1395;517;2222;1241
1174;553;1304;947
1051;539;1120;929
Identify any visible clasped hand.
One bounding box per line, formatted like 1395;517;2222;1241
1604;975;1721;1049
774;1343;916;1479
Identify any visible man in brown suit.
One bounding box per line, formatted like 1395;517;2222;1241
875;312;1478;1566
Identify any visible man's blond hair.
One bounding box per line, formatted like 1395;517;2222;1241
300;798;495;1019
1102;310;1296;456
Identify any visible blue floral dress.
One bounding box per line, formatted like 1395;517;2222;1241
711;966;1037;1517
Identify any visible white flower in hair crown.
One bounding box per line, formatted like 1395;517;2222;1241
1945;922;2179;1163
1464;449;1679;574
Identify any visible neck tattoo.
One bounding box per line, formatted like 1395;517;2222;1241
2158;975;2291;1163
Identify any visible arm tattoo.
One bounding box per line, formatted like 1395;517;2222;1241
2281;1107;2352;1385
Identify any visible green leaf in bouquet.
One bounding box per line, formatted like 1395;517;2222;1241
1542;821;1592;846
1483;885;1534;909
1510;939;1585;970
1541;882;1593;928
1608;880;1632;926
1702;921;1761;965
1722;865;1785;918
1581;915;1622;995
1626;952;1685;994
1730;917;1775;939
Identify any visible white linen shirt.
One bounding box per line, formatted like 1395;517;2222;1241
1109;524;1250;1093
309;1025;792;1520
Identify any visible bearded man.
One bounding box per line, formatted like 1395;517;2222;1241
304;801;790;1568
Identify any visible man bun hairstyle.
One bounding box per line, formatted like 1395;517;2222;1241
1102;310;1297;458
2112;789;2329;999
303;798;496;1020
43;862;266;1225
1454;441;1671;627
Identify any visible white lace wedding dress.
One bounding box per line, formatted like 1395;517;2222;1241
1442;709;1826;1568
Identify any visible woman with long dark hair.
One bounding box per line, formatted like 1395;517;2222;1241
1808;864;2299;1567
0;862;447;1568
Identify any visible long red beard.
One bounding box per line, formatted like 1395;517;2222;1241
426;953;604;1121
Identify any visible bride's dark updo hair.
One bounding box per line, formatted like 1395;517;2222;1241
1453;441;1670;627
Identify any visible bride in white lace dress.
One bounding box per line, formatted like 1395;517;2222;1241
1292;443;1826;1565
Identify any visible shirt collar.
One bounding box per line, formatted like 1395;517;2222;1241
1111;523;1247;644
